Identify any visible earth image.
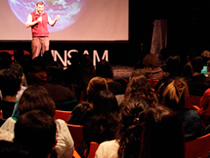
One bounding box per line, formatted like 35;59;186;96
8;0;86;32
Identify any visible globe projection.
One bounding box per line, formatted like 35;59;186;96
8;0;86;32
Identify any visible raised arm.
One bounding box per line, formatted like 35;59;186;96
48;15;60;26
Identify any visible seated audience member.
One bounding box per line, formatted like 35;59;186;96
26;56;48;85
122;74;159;110
198;88;210;129
95;97;150;158
83;90;120;156
205;60;210;77
14;110;57;158
140;106;185;158
63;52;81;101
162;77;203;141
1;85;74;158
43;61;77;111
67;76;109;125
187;56;210;96
142;53;163;80
0;68;22;126
96;60;125;95
0;51;12;75
201;50;210;75
9;63;27;101
76;54;96;101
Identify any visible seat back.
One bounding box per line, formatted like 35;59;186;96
185;95;202;109
73;150;81;158
185;133;210;158
147;79;158;88
87;141;100;158
54;110;72;123
67;124;83;151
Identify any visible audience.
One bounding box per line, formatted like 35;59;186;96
2;48;210;158
67;76;109;125
187;56;210;96
0;52;12;75
95;97;150;158
162;77;203;141
140;106;185;158
0;68;22;126
122;74;159;110
205;59;210;77
142;53;163;80
26;56;48;85
76;54;96;100
83;90;119;157
14;110;57;158
0;85;74;158
96;60;125;95
43;61;77;111
201;50;210;75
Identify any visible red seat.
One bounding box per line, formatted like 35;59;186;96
185;95;202;109
54;110;72;123
185;133;210;158
73;150;81;158
87;142;100;158
147;79;158;88
67;124;83;151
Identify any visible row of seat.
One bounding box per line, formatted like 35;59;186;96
54;109;210;158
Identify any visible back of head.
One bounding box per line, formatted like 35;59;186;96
142;53;160;68
165;56;182;77
125;75;151;99
162;78;189;111
125;75;158;107
118;97;149;158
201;50;210;65
0;68;22;97
86;77;109;103
18;85;55;117
191;56;204;73
96;60;113;78
46;61;63;84
14;110;56;158
141;106;185;158
0;52;12;70
93;90;118;114
10;63;24;77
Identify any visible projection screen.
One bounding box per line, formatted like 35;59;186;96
0;0;128;41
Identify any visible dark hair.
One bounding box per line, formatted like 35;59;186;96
18;85;55;117
14;110;56;158
86;77;109;103
140;106;185;158
93;90;119;114
96;60;113;78
117;97;149;158
0;52;12;69
0;68;22;97
36;1;44;6
142;53;160;68
10;62;24;77
191;56;204;73
45;61;64;84
78;54;96;91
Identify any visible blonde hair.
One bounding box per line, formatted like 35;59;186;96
163;78;189;105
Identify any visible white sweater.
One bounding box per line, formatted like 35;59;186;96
1;117;74;158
